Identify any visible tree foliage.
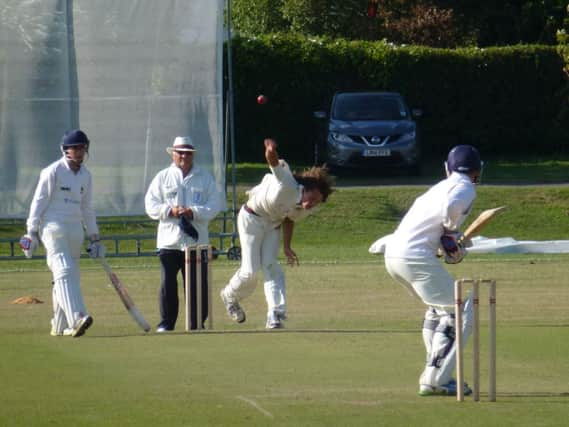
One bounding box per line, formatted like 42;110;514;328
229;0;569;48
281;0;374;40
380;3;471;48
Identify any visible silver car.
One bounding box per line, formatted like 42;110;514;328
315;92;422;172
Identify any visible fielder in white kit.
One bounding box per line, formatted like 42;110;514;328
384;145;482;396
220;138;334;329
20;130;104;338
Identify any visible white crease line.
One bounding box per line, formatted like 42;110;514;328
236;395;274;419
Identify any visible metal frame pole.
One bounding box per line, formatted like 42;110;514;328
225;0;238;248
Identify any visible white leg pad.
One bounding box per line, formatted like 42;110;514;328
51;284;69;333
51;252;87;328
422;307;440;362
420;296;474;387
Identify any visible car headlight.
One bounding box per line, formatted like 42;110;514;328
330;132;353;143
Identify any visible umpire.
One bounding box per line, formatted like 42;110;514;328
145;136;223;332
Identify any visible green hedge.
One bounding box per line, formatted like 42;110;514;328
228;34;568;163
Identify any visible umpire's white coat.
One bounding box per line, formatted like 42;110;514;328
144;163;223;248
26;157;99;333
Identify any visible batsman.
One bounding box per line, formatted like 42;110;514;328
384;145;483;396
20;130;104;338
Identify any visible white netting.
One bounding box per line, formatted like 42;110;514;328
0;0;225;217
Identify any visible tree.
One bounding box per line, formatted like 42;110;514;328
379;3;473;47
231;0;288;35
229;0;569;47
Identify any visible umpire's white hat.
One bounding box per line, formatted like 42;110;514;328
166;136;196;154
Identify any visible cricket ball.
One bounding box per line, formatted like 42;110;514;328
257;94;268;105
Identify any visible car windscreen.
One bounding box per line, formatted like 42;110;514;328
332;94;408;121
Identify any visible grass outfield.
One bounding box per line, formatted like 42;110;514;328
1;164;568;426
1;255;569;426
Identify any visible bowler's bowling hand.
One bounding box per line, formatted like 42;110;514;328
264;138;279;167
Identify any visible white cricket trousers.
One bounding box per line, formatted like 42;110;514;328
222;206;286;316
384;256;473;387
384;256;455;307
41;221;88;332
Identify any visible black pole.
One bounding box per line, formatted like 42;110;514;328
226;0;238;247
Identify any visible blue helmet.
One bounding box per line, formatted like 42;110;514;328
445;145;482;174
61;129;90;150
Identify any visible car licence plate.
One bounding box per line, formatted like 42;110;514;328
363;148;391;157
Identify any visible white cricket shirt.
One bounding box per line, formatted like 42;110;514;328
26;157;99;236
385;172;476;259
246;160;312;227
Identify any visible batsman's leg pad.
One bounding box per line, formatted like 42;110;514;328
420;312;456;387
422;307;440;362
51;284;69;334
51;252;87;328
420;295;474;387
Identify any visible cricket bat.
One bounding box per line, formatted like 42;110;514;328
99;257;151;332
463;206;507;240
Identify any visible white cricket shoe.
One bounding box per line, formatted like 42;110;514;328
220;290;246;323
71;315;93;338
50;327;73;337
418;379;472;396
266;312;283;329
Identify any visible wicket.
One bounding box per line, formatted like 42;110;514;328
184;245;213;332
454;278;496;402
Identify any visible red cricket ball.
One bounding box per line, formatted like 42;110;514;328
257;94;268;105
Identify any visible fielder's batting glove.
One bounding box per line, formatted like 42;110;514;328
19;232;39;259
87;240;106;259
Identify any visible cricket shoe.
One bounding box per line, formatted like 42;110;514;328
71;315;93;338
418;379;472;397
50;327;73;337
220;290;246;323
266;312;283;329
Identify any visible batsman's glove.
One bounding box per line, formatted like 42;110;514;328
19;233;39;259
87;240;106;259
440;232;467;264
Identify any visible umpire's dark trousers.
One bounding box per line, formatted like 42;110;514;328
158;248;208;330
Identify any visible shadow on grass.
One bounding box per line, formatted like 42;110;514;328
498;392;569;398
86;328;419;338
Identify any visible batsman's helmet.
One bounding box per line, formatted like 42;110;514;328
445;145;482;174
61;129;90;150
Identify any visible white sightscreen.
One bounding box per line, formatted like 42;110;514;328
0;0;225;217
